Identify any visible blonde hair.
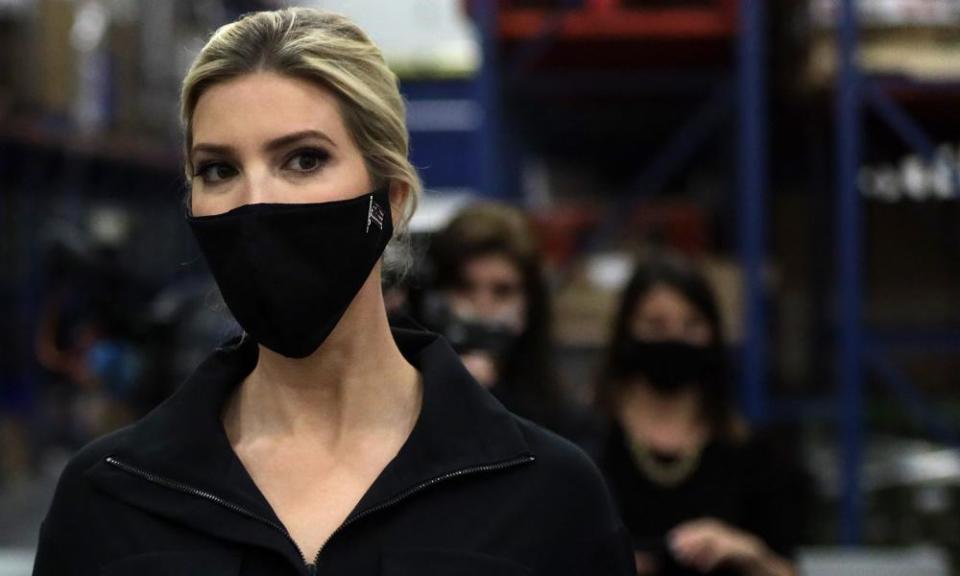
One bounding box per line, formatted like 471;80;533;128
180;8;420;241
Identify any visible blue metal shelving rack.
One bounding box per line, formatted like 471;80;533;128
400;1;502;201
836;0;865;545
737;0;768;426
474;0;960;546
467;0;771;428
470;0;772;420
834;0;960;543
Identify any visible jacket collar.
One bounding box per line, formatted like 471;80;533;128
85;324;532;556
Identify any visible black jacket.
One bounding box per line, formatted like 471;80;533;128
34;326;634;575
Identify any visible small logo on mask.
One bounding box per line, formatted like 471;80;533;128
367;195;385;233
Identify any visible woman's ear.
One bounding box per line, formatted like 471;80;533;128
388;180;410;229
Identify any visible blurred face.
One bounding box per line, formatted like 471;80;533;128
189;71;372;216
631;284;712;346
448;253;526;332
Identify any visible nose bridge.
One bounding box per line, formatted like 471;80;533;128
243;160;273;205
666;317;689;340
476;284;500;317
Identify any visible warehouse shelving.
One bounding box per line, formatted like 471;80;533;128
498;0;737;40
834;0;960;544
476;0;771;423
489;0;960;548
0;116;179;171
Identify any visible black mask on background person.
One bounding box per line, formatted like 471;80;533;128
187;187;393;358
617;338;717;393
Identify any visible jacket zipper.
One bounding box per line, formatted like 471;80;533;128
309;454;536;566
105;454;535;574
105;456;312;568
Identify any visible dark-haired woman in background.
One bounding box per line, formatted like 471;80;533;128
428;202;583;440
596;255;804;576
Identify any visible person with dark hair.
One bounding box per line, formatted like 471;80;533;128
596;254;804;576
427;202;579;438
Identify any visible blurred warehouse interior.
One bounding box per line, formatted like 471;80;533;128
2;0;960;574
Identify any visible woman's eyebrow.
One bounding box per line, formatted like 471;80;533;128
190;143;235;164
190;130;338;163
263;129;337;152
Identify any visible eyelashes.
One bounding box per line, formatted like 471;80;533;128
194;162;237;183
282;147;330;173
192;147;332;185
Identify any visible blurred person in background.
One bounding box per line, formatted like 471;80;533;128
596;254;805;576
34;207;147;449
34;8;634;575
425;202;593;444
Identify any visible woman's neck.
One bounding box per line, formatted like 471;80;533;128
617;381;709;454
224;268;421;453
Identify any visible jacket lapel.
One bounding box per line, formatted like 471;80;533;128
85;337;302;562
346;327;533;523
85;326;533;559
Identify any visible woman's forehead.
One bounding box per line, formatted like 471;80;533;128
192;72;349;148
637;285;700;318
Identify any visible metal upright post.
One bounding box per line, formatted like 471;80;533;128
737;0;767;424
475;0;501;198
836;0;863;544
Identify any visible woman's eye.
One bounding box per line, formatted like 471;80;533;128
284;149;329;173
195;163;237;184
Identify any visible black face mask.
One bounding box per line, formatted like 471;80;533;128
617;338;718;394
419;293;520;360
187;187;393;358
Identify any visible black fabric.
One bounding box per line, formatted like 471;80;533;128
186;188;393;358
34;326;634;576
615;339;719;394
599;423;806;576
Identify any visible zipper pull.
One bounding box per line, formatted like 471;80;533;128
307;563;317;576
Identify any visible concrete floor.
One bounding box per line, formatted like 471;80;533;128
0;455;63;576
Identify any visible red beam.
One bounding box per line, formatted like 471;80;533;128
499;8;736;40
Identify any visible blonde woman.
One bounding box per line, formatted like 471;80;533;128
33;9;633;576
